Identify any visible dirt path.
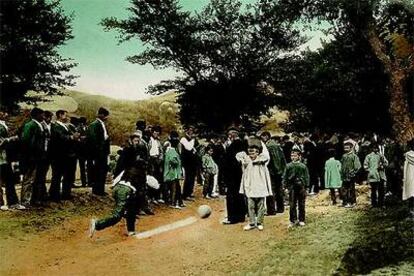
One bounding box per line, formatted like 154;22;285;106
1;187;295;276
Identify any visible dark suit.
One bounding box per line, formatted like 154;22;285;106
87;119;110;195
33;121;51;203
49;122;77;200
224;138;247;223
20;119;46;206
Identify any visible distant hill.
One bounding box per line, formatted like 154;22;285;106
18;90;180;145
67;90;180;145
17;90;287;145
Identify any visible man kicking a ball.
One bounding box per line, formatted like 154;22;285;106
89;163;145;238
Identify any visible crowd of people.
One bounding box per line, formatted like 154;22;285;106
1;106;414;237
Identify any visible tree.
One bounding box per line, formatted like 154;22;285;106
275;26;392;134
102;0;305;131
0;0;76;110
300;0;414;143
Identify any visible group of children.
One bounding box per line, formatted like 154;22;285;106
230;137;409;231
89;128;414;237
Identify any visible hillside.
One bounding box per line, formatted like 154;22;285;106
17;90;287;145
67;90;180;145
18;90;180;145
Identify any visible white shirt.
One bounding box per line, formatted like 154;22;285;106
261;141;270;166
97;118;109;140
180;136;195;151
149;136;160;156
403;151;414;200
379;145;385;156
0;120;8;132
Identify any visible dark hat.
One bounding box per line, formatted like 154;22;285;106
44;110;53;118
227;126;240;133
136;119;146;130
260;131;271;138
152;125;162;133
97;107;109;116
169;130;179;139
79;117;87;124
30;107;44;118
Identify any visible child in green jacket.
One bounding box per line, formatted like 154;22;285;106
341;142;361;208
324;148;342;205
364;143;388;207
202;146;218;199
163;139;184;209
283;149;310;228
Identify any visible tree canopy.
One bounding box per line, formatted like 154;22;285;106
275;25;392;134
102;0;306;131
293;0;414;141
0;0;76;110
103;0;413;139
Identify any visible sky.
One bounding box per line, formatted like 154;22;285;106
59;0;327;100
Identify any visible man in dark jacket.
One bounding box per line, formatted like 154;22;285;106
87;107;110;196
260;131;286;214
180;126;198;200
222;128;247;225
20;108;46;207
49;110;80;201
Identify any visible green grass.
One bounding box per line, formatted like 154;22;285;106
245;203;414;276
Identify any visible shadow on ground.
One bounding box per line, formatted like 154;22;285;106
335;201;414;275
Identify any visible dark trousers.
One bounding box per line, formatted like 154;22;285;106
308;168;319;193
50;157;77;200
289;185;306;223
0;163;18;206
226;183;246;223
318;167;325;190
266;173;284;215
370;181;385;207
342;179;356;205
217;166;226;195
91;156;108;195
330;188;338;204
183;165;197;199
78;157;87;186
86;159;95;187
202;173;214;197
96;185;136;232
33;158;49;203
166;180;182;206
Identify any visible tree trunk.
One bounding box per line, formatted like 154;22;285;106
366;25;414;144
389;70;414;143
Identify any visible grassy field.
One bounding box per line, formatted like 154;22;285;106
247;202;414;275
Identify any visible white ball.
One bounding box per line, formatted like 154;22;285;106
197;205;212;219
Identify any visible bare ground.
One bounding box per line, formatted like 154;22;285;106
0;186;291;276
1;184;409;276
